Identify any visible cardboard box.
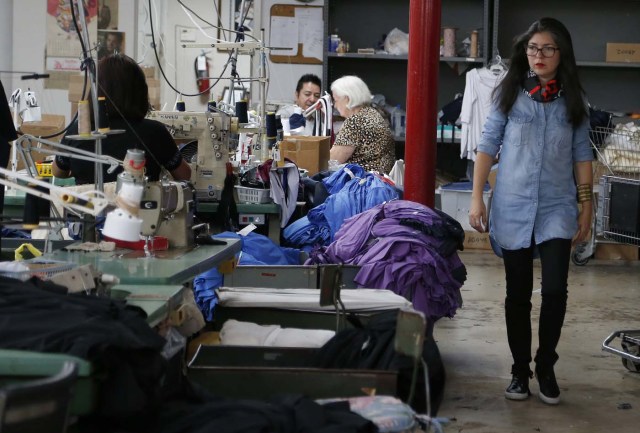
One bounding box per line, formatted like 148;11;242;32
606;43;640;63
281;136;331;175
68;74;90;103
141;66;156;79
594;243;639;261
147;77;161;110
463;231;492;251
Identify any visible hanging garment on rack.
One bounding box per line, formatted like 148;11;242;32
460;67;506;162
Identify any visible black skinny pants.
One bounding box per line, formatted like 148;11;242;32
502;238;572;376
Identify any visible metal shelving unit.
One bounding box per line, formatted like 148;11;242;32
493;0;640;113
323;0;493;110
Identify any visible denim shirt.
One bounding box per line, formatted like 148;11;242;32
478;91;593;250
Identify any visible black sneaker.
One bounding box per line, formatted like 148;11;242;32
504;375;531;400
536;367;560;405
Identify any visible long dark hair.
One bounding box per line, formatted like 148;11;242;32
98;54;150;121
495;17;587;127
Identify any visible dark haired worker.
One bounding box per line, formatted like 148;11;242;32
0;80;18;250
277;74;322;136
52;54;190;184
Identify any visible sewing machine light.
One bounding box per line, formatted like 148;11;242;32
103;149;146;242
102;208;143;242
102;181;145;242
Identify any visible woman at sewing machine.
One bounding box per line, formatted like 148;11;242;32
329;75;395;174
52;54;191;184
277;74;322;136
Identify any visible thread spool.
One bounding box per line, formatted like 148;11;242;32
265;112;277;138
470;30;479;58
207;100;217;112
61;194;92;208
443;27;457;57
235;100;248;124
265;112;277;149
116;182;144;216
276;115;283;141
176;100;186;112
77;100;92;136
123;148;146;177
23;182;49;229
97;96;110;133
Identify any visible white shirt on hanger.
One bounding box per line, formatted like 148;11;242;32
460;67;506;161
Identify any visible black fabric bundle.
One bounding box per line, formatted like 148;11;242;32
0;275;168;428
312;310;446;416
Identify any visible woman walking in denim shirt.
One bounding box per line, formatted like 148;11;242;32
468;17;593;405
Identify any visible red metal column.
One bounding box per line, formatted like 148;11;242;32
404;0;441;207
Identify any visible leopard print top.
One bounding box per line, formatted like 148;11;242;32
333;106;395;173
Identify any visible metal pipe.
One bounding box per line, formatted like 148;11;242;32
404;0;441;207
260;28;268;162
74;0;104;193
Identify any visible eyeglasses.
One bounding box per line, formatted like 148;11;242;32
526;45;559;58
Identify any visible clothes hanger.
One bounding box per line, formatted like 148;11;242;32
488;53;507;75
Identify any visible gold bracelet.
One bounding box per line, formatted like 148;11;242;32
577;184;592;194
576;184;592;203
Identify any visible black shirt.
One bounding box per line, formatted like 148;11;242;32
56;117;183;185
0;79;17;145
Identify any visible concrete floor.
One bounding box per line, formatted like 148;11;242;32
434;251;640;433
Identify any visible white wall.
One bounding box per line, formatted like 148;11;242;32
136;0;251;112
8;0;136;123
0;1;13;101
260;0;324;105
4;0;325;119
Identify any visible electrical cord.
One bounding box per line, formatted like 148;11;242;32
149;0;230;97
177;0;258;42
149;0;257;98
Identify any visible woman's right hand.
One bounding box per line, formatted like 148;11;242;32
468;197;487;233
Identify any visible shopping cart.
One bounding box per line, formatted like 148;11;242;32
571;124;640;265
585;124;640;372
603;331;640;373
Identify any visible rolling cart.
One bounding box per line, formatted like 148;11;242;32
583;125;640;372
571;124;640;265
603;331;640;373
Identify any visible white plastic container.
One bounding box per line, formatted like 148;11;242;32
438;181;492;232
235;186;272;204
390;105;406;138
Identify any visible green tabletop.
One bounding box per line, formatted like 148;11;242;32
42;240;241;285
111;284;184;327
0;349;95;415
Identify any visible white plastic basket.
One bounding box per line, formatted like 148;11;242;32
235;186;272;204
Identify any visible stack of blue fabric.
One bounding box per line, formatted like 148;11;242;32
283;164;399;250
193;231;301;321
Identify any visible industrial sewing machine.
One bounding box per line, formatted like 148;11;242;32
6;138;197;250
147;110;236;202
100;148;198;250
138;179;196;248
